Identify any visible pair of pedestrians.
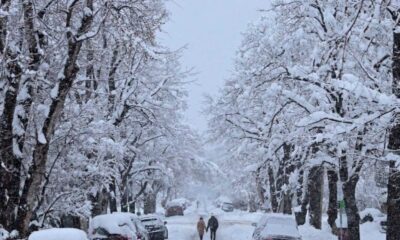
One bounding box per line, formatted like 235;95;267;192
197;214;219;240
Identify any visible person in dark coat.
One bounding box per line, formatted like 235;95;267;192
206;213;219;240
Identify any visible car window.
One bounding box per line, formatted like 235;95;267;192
141;218;160;225
94;227;109;236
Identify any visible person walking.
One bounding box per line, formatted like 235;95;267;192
197;217;206;240
206;213;219;240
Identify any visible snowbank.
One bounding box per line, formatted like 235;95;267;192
28;228;88;240
0;228;9;240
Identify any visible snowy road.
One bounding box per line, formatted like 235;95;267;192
167;214;255;240
166;207;338;240
165;202;385;240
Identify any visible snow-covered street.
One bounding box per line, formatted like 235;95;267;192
166;202;385;240
167;208;259;240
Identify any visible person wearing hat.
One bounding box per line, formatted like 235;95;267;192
206;213;219;240
197;217;206;240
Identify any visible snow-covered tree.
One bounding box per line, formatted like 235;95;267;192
0;0;205;237
208;1;398;239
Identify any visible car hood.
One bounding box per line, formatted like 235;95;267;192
260;223;301;238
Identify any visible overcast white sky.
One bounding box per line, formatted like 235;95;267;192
160;0;268;132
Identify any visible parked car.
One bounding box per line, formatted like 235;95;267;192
221;202;234;212
167;198;191;210
252;214;302;240
214;196;232;208
89;213;149;240
165;200;185;217
139;214;168;240
165;205;184;217
29;228;88;240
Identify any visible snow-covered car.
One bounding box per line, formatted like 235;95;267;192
28;228;88;240
89;213;149;240
165;199;186;217
165;205;184;217
221;202;234;212
166;198;191;210
214;196;232;208
139;214;168;240
252;214;302;240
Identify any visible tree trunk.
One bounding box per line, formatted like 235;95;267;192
90;188;109;217
308;165;323;229
161;187;171;208
296;167;304;206
61;215;81;229
143;192;156;214
0;1;23;228
296;183;309;225
109;180;118;213
268;165;278;212
0;70;21;231
248;193;257;213
16;1;94;234
327;168;338;235
282;191;292;214
121;189;129;212
255;168;266;206
121;190;135;213
387;21;400;240
343;177;360;240
386;160;400;240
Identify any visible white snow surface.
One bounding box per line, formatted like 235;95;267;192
28;228;88;240
0;228;9;240
166;201;385;240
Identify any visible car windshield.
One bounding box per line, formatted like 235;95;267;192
141;218;159;225
94;227;109;236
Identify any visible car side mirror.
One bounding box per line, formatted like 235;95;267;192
251;223;257;227
164;221;167;225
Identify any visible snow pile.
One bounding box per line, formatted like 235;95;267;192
28;228;88;240
0;228;9;240
360;221;385;240
359;208;386;240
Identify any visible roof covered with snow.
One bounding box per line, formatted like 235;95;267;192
28;228;88;240
91;213;137;235
259;214;301;239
